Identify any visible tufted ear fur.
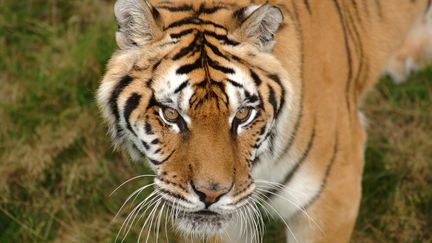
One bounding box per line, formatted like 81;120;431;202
114;0;163;49
233;4;284;51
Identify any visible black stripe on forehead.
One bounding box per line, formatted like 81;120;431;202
188;80;229;110
194;4;227;16
208;58;235;74
170;29;194;39
172;29;235;75
174;80;190;94
173;31;201;60
158;3;226;16
159;4;193;12
165;17;227;30
203;31;240;46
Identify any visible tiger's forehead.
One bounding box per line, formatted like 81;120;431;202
153;0;241;29
147;0;260;116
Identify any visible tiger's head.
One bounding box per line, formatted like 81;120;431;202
97;0;301;236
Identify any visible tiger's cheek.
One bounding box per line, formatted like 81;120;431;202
141;110;181;167
236;118;269;168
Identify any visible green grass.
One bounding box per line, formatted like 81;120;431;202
353;74;432;242
0;1;430;242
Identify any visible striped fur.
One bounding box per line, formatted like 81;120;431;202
97;0;431;242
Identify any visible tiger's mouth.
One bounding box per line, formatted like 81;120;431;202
172;209;233;234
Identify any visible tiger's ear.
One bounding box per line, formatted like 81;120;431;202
233;4;283;51
114;0;163;49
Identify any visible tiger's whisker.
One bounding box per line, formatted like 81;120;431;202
138;199;162;243
122;193;160;240
115;192;157;242
254;194;299;243
110;175;156;196
155;203;166;243
113;183;156;222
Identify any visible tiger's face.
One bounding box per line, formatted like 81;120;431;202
98;0;295;235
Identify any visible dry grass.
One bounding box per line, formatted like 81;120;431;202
0;0;430;242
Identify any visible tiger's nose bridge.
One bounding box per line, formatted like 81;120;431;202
189;123;236;178
187;119;237;204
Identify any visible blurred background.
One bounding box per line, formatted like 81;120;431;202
0;0;431;242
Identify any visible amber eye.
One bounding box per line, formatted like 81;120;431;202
162;107;180;122
235;107;251;123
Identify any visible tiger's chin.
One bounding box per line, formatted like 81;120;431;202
173;210;233;235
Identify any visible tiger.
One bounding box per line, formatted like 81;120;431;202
96;0;432;242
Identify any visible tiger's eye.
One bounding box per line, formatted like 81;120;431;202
235;107;251;122
163;107;180;122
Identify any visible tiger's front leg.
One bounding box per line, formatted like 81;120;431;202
283;156;363;243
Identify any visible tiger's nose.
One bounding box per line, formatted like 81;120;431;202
191;182;232;208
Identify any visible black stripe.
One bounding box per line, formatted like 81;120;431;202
258;126;267;136
153;60;162;71
170;29;195;39
208;58;234;74
304;0;312;14
174;80;190;94
204;30;239;46
142;141;150;150
206;39;229;60
250;70;262;86
132;143;144;155
150;5;161;20
173;32;201;60
144;120;154;135
267;84;278;116
233;7;246;22
165;18;200;29
226;79;243;88
267;74;286;118
124;93;142;136
344;4;365;110
109;75;134;123
165;18;227;31
159;4;193;12
333;0;353;114
146;95;163;112
193;20;226;29
247;94;259;103
149;149;175;165
176;57;202;74
195;4;225;16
